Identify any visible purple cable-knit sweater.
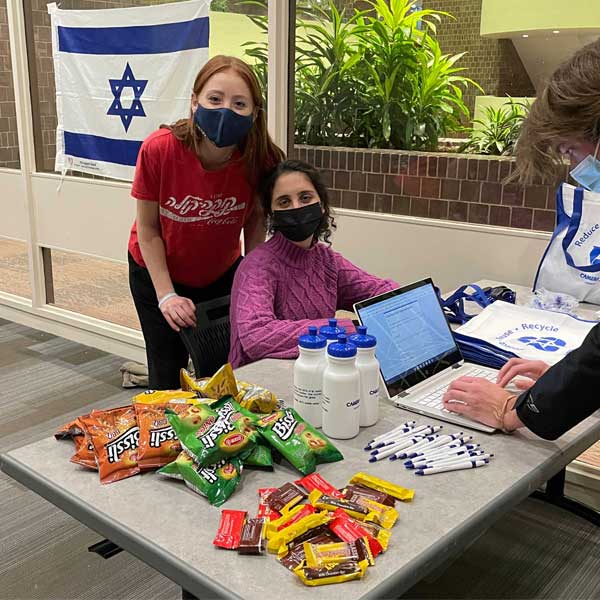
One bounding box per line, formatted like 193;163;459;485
228;232;398;367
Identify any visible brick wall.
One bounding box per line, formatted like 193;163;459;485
422;0;535;113
293;145;565;233
0;1;19;169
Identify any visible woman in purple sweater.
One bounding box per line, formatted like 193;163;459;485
228;160;398;367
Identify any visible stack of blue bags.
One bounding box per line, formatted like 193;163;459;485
453;332;518;370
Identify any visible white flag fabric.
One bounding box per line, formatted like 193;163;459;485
48;0;210;181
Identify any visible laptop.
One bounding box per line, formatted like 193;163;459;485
354;278;497;433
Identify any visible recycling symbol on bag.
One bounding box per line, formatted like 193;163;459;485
590;246;600;265
517;336;566;352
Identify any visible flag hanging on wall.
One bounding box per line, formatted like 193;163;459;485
48;0;210;181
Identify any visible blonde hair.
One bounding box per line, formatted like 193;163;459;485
513;38;600;184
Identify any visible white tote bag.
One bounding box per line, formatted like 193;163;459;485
534;183;600;304
456;301;596;364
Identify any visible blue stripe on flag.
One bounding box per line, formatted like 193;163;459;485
58;16;209;55
64;131;142;166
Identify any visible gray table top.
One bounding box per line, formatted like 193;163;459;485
2;357;599;600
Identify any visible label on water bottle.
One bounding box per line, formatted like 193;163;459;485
293;385;322;407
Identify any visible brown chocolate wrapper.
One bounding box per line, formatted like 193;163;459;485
267;482;307;513
343;484;396;507
302;560;363;580
238;518;266;555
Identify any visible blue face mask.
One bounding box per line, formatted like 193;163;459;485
194;106;253;148
570;139;600;192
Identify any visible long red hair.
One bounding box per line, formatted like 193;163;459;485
163;55;284;183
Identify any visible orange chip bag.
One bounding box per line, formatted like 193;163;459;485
54;418;85;440
134;402;191;469
80;406;140;484
69;429;98;470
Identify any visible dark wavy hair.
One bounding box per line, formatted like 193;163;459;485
260;160;336;245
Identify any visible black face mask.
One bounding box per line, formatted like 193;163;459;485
272;203;323;242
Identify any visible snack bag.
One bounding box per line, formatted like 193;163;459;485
70;430;97;470
80;406;140;484
132;389;199;405
158;452;242;506
242;443;273;470
134;402;189;469
54;418;85;439
197;364;239;400
167;396;257;467
235;381;278;414
256;408;343;475
179;368;208;394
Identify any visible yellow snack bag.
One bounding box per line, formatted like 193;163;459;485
349;472;415;502
179;368;208;393
235;381;278;414
293;560;368;586
132;390;199;405
267;512;331;554
198;364;239;400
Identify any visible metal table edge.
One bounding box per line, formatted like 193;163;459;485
0;451;243;600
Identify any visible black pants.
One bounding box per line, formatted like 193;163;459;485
128;253;241;390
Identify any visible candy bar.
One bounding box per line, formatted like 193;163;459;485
278;533;336;571
304;537;374;568
267;512;331;554
308;489;370;519
266;482;307;514
257;488;281;521
293;560;368;586
342;484;396;507
349;472;415;502
213;509;247;549
238;518;266;555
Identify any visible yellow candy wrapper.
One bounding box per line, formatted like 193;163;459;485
303;537;374;569
267;512;331;554
293;559;368;586
132;390;199;405
308;489;375;522
349;472;415;502
354;497;398;529
265;504;306;539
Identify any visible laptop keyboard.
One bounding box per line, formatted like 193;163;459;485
415;367;497;412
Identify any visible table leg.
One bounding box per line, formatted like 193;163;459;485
181;588;199;600
88;538;123;559
531;468;599;527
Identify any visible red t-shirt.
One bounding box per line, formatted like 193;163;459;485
128;129;255;288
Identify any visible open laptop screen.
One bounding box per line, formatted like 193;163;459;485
355;278;462;398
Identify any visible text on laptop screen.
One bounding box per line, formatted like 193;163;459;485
357;283;458;386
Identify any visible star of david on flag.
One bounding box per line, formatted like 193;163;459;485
107;63;148;132
48;0;210;181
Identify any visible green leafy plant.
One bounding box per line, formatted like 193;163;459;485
242;0;482;151
460;99;530;155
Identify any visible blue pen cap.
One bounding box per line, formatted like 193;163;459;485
349;325;377;348
319;318;347;340
298;325;327;349
327;334;357;358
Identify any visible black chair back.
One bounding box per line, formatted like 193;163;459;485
179;295;231;378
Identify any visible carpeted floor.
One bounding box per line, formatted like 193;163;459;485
0;318;598;600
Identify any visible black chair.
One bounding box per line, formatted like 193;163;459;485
178;295;231;378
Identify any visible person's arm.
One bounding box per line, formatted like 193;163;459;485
513;324;600;439
136;200;196;331
231;266;353;363
243;194;266;254
334;253;398;311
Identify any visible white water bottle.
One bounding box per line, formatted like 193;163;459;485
293;326;327;427
322;334;360;439
349;326;380;427
319;318;346;347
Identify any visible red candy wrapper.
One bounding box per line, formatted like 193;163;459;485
277;504;315;532
329;508;383;558
213;510;247;549
257;487;281;521
295;473;342;498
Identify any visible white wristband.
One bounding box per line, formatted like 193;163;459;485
158;292;178;309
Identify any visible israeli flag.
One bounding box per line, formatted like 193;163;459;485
48;0;210;181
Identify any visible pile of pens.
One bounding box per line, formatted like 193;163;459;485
364;421;493;476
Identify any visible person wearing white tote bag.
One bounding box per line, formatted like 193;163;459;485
443;40;600;440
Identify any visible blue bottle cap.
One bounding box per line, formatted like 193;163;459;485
349;325;377;348
319;319;347;340
298;325;326;349
327;334;357;358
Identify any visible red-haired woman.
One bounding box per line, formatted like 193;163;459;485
128;55;284;389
